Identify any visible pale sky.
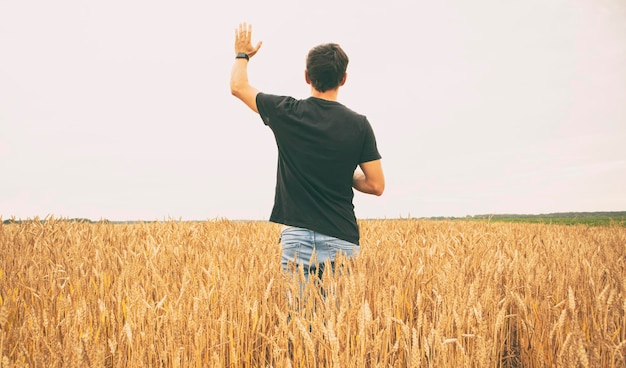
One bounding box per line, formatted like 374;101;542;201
1;0;625;221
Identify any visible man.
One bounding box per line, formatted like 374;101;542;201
230;23;384;280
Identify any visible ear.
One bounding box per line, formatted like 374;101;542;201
305;70;311;85
339;73;347;86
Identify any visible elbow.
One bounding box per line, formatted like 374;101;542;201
230;83;241;98
230;77;246;98
373;182;385;196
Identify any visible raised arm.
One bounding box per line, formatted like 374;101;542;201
230;23;263;113
353;159;385;196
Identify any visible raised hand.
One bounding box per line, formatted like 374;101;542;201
234;22;262;58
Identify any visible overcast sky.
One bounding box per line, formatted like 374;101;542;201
1;0;625;221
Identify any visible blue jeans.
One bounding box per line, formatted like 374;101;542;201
280;226;359;281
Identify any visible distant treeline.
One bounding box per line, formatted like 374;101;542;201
1;217;232;225
425;211;626;226
469;211;626;219
425;211;625;220
3;212;626;225
2;217;107;225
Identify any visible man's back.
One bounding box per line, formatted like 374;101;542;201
256;94;381;245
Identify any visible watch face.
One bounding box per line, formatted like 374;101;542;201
236;53;249;60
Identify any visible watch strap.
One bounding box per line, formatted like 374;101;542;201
235;52;249;61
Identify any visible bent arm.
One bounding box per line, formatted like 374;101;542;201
353;159;385;196
230;59;260;113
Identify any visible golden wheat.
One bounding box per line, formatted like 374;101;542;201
0;217;624;367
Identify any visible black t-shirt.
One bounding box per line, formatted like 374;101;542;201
256;93;381;245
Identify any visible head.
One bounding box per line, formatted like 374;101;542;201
305;43;349;93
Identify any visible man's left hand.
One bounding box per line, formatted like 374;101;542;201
234;22;262;58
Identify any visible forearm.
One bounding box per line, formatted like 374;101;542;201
352;170;383;196
230;58;259;113
230;59;250;96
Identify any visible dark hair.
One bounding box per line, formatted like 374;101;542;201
306;43;349;92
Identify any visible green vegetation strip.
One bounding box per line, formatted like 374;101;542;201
435;211;626;226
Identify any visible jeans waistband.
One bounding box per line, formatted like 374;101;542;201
280;224;295;233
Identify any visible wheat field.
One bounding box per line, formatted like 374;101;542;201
0;218;624;367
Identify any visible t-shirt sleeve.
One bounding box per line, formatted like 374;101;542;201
256;93;295;127
359;117;382;163
255;92;272;126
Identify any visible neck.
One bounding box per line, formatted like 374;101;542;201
310;87;339;101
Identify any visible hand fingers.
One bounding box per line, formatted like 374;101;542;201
237;22;249;39
235;22;253;40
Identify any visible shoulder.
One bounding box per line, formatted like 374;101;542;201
337;103;371;129
344;109;376;138
257;93;302;126
257;93;298;108
331;101;368;121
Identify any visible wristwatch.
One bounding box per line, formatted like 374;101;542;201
235;52;249;61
